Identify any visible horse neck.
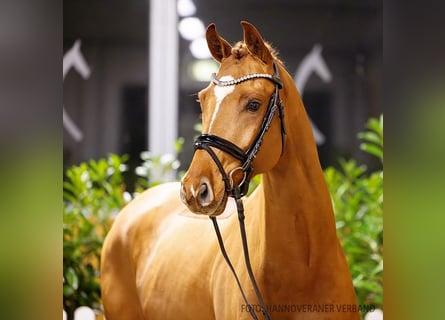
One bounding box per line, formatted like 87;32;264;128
258;64;338;266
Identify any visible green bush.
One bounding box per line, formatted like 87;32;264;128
134;138;184;191
63;154;129;318
324;115;383;312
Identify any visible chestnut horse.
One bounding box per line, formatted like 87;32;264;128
101;22;359;320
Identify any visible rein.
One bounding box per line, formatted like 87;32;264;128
194;61;285;320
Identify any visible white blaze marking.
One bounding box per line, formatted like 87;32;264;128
209;75;235;132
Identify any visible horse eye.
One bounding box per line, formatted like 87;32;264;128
246;101;261;112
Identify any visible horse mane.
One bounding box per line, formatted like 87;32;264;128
231;41;282;64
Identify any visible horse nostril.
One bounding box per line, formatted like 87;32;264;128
198;180;213;207
199;183;208;199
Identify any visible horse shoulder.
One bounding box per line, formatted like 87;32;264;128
109;182;185;260
101;182;182;319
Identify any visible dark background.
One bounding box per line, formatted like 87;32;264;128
63;0;382;173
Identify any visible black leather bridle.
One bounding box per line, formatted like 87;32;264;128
194;61;285;197
193;61;286;320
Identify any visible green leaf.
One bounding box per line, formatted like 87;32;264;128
360;143;383;160
174;137;185;153
65;267;79;290
358;131;381;145
367;117;382;136
194;123;202;133
63;284;74;297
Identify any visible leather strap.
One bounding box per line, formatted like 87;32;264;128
210;186;271;320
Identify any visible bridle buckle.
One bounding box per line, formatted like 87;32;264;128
228;167;247;191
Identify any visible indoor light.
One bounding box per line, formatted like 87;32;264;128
177;0;196;17
178;17;205;40
189;37;211;59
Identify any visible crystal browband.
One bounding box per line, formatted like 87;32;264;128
211;73;276;87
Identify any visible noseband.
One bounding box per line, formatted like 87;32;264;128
193;61;285;320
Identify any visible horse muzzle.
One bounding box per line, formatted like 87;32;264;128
180;173;228;216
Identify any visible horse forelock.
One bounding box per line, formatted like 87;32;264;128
231;41;281;62
231;42;249;59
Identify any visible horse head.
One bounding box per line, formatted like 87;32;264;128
181;22;285;216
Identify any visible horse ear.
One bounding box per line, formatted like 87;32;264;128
206;23;232;62
241;21;273;64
